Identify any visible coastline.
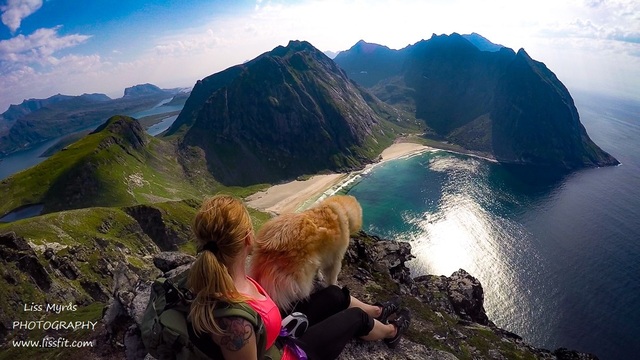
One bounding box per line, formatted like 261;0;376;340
244;142;433;215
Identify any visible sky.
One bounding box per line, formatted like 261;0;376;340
0;0;639;113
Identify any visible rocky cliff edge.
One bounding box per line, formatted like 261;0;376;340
99;231;598;360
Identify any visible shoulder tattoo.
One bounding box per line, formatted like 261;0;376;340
219;316;254;351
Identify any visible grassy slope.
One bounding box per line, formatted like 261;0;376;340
0;198;272;308
0;116;219;216
0;206;156;360
0;199;272;360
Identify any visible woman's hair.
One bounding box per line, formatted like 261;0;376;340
188;194;254;335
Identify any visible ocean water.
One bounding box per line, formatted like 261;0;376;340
146;115;179;136
346;92;640;360
0;137;61;180
127;98;183;118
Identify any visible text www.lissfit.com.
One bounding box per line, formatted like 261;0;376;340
12;336;94;348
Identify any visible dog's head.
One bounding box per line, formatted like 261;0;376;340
320;195;363;234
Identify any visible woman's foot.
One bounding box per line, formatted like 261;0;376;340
375;296;400;323
384;307;411;349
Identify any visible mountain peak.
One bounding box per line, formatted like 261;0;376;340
346;40;389;53
174;40;408;185
286;39;314;49
90;115;146;150
334;34;618;169
269;40;327;61
516;48;531;58
123;83;165;97
462;33;505;52
425;32;471;46
334;39;405;87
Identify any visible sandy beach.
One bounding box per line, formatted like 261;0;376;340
245;142;432;215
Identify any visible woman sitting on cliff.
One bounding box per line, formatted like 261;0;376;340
187;194;411;360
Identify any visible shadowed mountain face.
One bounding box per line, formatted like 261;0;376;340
334;33;619;168
168;40;412;186
332;40;405;88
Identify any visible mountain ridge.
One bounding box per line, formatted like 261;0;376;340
334;33;619;169
169;40;420;186
0;115;214;218
0;84;181;157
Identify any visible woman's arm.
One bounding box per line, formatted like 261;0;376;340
211;316;258;360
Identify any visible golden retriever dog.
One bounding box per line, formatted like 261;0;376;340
249;195;362;310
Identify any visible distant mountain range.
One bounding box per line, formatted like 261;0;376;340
334;33;618;168
0;84;183;156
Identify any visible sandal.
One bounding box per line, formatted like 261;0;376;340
375;296;400;323
384;307;411;349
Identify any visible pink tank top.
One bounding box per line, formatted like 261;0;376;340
245;277;296;360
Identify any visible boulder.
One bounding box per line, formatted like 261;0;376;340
446;269;490;325
152;252;195;273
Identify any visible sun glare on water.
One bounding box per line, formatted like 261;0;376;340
410;194;491;276
398;155;544;332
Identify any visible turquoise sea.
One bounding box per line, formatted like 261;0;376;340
347;91;640;360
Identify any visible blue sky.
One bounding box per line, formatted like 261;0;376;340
1;0;639;112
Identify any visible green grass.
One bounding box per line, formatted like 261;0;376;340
0;207;151;252
0;200;208;327
0;116;217;216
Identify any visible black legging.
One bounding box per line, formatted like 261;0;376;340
286;286;375;360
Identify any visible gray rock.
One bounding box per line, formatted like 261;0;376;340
50;255;81;280
124;205;188;251
446;269;490;325
18;253;52;291
124;324;147;360
164;263;191;280
111;263;152;325
554;347;599;360
81;280;110;302
152;251;195;272
0;231;31;251
339;339;460;360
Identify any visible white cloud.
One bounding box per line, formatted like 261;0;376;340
2;0;640;112
0;26;91;67
0;0;42;32
539;0;640;45
0;26;97;110
153;29;226;56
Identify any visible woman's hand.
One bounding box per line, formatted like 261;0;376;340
212;316;258;360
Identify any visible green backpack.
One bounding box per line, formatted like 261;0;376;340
140;271;281;360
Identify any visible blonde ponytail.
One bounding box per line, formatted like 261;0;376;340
187;195;254;336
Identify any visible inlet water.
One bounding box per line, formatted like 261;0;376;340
347;92;640;360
